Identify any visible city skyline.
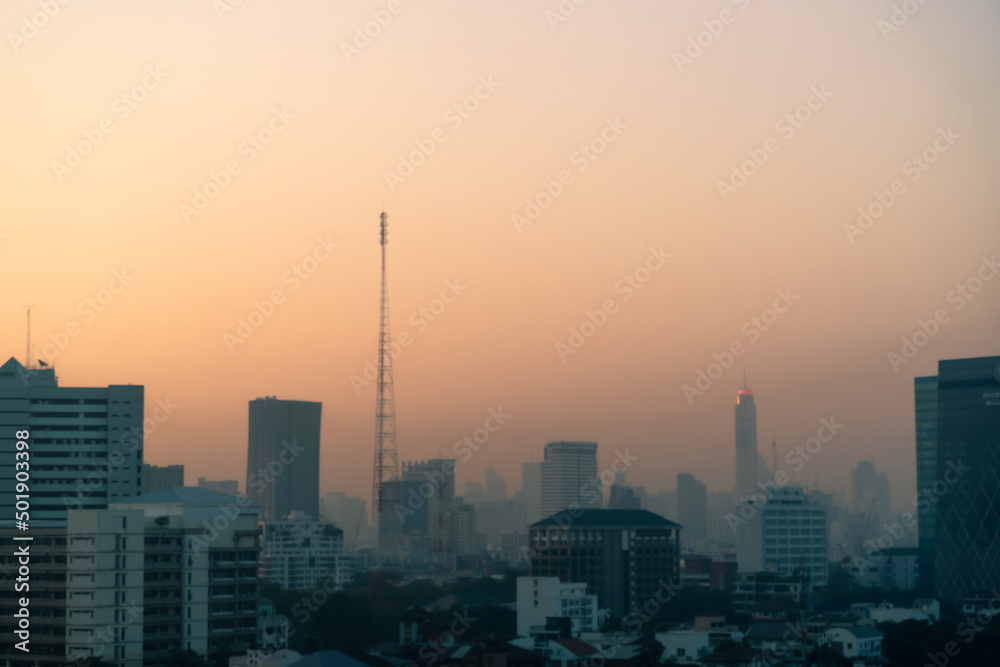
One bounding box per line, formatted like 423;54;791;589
2;0;999;511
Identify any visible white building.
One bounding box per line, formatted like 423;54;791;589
516;577;599;638
736;485;829;588
655;629;711;664
540;442;600;518
852;599;940;624
260;512;351;590
65;508;146;667
0;357;144;520
820;626;883;665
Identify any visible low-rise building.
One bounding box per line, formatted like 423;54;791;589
655;629;711;663
516;577;599;638
819;626;883;666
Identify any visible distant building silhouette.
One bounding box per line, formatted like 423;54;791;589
197;477;239;496
246;397;321;522
677;473;708;540
516;461;543;525
484;464;507;502
735;379;758;501
144;464;184;493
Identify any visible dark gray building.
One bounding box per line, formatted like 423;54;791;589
677;472;707;540
247;397;321;522
528;509;680;616
143;463;184;493
922;356;1000;603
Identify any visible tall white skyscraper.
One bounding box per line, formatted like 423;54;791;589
0;357;144;520
540;441;600;518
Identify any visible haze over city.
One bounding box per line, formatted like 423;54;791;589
2;0;999;510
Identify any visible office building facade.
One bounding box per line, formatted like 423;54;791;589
246;397;321;522
540;441;600;518
0;357;144;521
735;383;758;502
528;509;681;616
144;464;184;494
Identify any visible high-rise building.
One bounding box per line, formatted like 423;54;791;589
485;464;508;502
0;357;144;520
851;460;891;527
517;461;543;525
923;356;1000;603
540;441;600;517
914;374;938;595
677;473;708;540
246;397;321;522
198;477;239;496
735;379;758;502
608;483;641;509
735;485;829;589
398;459;455;559
528;509;680;616
144;463;184;493
260;512;351;590
447;498;479;556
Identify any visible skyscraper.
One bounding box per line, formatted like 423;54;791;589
484;464;507;502
914;375;938;595
0;357;143;520
851;460;891;529
677;472;708;540
540;441;600;517
735;378;758;502
923;356;1000;603
246;397;321;522
517;460;543;525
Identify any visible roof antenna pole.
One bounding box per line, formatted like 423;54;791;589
23;305;34;369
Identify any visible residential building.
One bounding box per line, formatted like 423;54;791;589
736;485;829;589
656;629;712;663
732;571;803;614
260;512;350;590
0;357;144;520
528;509;680;616
246;397;321;522
516;577;599;638
540;442;600;517
819;627;883;666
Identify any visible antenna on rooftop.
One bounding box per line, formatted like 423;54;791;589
23;305;34;369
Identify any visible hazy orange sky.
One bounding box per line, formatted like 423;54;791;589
2;0;998;513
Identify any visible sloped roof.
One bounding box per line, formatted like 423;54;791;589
287;651;372;667
839;626;884;640
117;486;256;506
746;622;794;642
531;509;680;529
553;639;599;657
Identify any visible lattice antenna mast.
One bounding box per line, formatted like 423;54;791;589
372;211;400;563
24;305;34;369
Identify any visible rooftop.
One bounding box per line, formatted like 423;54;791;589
114;486;256;507
531;509;680;529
